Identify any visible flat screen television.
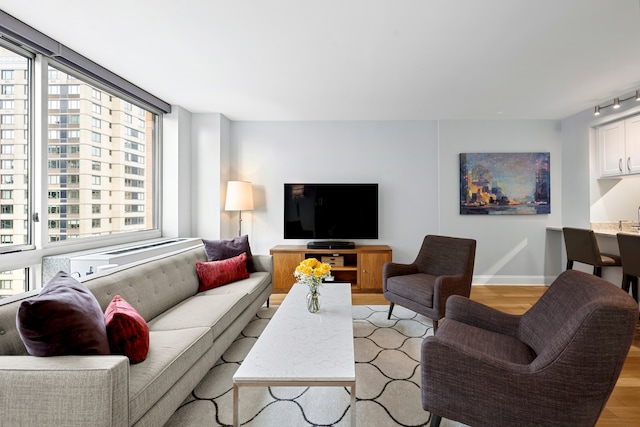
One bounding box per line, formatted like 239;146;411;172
284;183;378;240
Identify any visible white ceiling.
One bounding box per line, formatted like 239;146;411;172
2;0;640;120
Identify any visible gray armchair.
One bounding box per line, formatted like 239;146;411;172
383;235;476;331
422;269;639;427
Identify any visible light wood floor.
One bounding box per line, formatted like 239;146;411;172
271;286;640;427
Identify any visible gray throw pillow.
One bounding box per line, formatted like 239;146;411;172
16;271;110;357
202;235;256;273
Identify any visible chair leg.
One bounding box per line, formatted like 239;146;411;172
266;297;270;308
430;414;442;427
566;259;573;270
593;265;603;277
630;276;639;302
432;318;438;333
387;302;395;320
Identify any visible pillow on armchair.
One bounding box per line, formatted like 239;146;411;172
16;271;110;357
202;235;256;272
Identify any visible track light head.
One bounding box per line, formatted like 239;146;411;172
636;89;640;101
594;105;601;116
613;98;621;109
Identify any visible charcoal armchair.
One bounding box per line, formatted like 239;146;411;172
422;269;639;427
383;235;476;331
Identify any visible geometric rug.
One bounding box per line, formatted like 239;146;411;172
165;305;468;427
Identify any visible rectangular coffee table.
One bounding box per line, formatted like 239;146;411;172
233;282;355;426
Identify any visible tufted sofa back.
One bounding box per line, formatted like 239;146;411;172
83;244;207;321
0;244;208;356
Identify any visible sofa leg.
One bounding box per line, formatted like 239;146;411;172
387;303;394;320
430;414;442;427
266;297;270;308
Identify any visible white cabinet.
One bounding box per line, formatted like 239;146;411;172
598;116;640;178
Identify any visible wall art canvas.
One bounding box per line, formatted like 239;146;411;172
460;152;550;215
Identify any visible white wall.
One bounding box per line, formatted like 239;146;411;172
163;106;193;237
437;120;563;284
228;121;439;262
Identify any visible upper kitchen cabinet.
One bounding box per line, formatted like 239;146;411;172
598;115;640;178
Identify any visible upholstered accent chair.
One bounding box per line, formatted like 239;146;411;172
563;227;621;277
382;235;476;331
422;269;639;427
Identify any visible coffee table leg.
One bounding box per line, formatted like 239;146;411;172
351;381;356;427
233;384;239;427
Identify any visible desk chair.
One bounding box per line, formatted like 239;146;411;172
562;227;621;277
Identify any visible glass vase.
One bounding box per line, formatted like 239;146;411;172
306;289;321;313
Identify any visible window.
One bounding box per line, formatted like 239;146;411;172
125;217;144;225
0;23;164;292
92;218;100;228
0;280;11;290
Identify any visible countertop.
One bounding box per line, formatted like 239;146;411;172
547;223;640;236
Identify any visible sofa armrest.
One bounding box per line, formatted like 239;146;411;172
252;254;273;274
0;355;129;427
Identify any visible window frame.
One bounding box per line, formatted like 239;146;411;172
0;37;164;287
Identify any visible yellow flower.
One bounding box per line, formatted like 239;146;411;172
293;257;332;287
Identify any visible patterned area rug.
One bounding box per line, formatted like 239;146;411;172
165;305;466;426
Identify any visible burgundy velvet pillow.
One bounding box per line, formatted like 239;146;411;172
196;252;250;292
202;235;256;273
16;271;110;357
104;295;149;364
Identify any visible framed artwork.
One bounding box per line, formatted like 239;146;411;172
460;152;550;215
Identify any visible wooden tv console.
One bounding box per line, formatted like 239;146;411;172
269;244;392;293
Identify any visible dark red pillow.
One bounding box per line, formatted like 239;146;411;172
202;235;256;272
195;252;250;292
104;295;149;364
16;271;110;357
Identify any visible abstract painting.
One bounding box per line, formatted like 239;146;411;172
460;152;550;215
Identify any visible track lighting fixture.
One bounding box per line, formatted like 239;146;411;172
594;90;640;115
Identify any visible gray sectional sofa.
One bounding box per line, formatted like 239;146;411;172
0;243;273;426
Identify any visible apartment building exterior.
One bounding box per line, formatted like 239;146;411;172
0;46;155;298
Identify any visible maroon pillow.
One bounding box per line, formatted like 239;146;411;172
104;295;149;364
16;271;110;357
202;235;256;273
196;252;250;292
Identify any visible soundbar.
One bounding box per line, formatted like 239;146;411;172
306;241;355;249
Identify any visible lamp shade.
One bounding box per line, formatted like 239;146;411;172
225;181;254;211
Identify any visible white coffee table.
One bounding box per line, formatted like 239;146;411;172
233;282;356;426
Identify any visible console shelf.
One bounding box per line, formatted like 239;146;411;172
270;244;392;293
